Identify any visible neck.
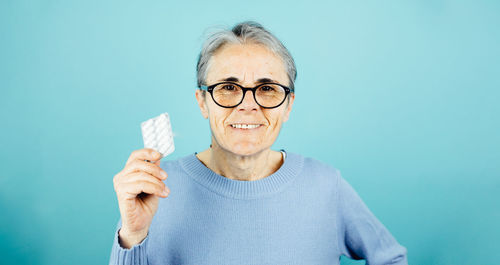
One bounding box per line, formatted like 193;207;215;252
196;142;283;181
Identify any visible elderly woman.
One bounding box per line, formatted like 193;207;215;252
109;22;408;265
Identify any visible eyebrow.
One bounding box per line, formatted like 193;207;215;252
218;76;279;84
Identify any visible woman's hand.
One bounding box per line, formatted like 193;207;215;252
113;148;170;248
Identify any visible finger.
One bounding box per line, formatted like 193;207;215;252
122;160;167;180
122;172;166;188
118;180;169;198
126;148;162;166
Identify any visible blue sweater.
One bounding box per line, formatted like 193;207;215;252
109;151;408;265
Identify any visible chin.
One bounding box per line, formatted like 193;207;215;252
227;142;266;156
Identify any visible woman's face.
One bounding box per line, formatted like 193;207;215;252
195;43;295;156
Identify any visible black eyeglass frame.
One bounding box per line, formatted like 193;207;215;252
199;81;294;109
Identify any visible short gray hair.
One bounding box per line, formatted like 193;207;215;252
196;21;297;91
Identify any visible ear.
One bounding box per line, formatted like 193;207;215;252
282;93;295;123
195;89;209;119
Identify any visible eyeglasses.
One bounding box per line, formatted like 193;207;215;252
199;82;294;109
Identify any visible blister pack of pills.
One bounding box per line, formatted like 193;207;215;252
141;112;175;159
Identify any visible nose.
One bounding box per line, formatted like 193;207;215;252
237;90;259;111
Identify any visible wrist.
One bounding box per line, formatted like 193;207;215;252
118;227;148;249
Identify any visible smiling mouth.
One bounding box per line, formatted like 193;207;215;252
230;124;262;129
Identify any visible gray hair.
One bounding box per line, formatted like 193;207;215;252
196;21;297;91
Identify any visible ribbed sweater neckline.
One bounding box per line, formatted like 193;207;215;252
179;151;304;199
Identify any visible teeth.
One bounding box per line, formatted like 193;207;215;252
231;124;260;129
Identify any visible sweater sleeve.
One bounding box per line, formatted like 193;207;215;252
336;170;408;265
108;218;149;265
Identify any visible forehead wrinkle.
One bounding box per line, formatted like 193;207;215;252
209;44;287;86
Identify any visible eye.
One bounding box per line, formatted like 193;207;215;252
260;85;275;92
221;84;236;91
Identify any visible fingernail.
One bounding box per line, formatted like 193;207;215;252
160;171;167;179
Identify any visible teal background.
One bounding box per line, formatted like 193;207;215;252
1;0;499;264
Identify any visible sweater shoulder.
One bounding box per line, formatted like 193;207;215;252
302;154;340;174
294;153;342;184
159;156;181;171
158;154;192;178
291;153;343;204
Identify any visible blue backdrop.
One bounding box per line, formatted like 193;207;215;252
1;1;499;264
